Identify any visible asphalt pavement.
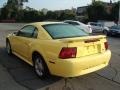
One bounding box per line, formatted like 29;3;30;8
0;23;120;90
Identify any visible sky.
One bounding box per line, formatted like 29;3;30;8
0;0;119;10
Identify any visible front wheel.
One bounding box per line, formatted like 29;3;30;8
103;30;108;36
6;40;12;55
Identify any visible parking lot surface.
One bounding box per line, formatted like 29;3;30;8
0;23;120;90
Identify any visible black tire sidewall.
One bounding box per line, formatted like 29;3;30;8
33;55;49;79
6;41;12;55
103;30;108;36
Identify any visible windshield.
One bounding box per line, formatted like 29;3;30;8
111;25;120;30
43;24;88;39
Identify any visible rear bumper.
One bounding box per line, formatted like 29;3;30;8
48;50;111;77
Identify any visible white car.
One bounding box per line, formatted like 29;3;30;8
64;20;92;33
88;22;109;33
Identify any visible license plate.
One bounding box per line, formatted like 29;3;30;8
86;45;97;54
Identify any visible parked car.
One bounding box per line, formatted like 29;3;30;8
108;25;120;36
88;22;109;33
64;20;92;33
97;21;116;35
97;21;115;28
6;22;111;78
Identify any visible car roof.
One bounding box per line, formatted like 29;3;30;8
64;20;86;25
29;22;63;26
64;20;79;23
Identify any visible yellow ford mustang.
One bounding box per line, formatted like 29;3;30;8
6;22;111;78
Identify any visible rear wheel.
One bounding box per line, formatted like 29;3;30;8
33;54;49;78
6;40;12;55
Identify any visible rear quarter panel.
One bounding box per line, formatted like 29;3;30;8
29;26;68;67
30;40;67;67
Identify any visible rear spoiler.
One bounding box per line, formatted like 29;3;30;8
60;35;106;43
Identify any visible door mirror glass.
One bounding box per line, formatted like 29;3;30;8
13;31;18;35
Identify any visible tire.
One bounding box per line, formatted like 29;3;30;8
6;40;12;55
103;30;108;36
33;54;49;79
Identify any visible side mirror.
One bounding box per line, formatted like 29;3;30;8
13;31;18;35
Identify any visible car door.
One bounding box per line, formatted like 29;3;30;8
96;24;103;32
94;23;101;30
14;25;38;60
90;23;97;32
91;23;102;32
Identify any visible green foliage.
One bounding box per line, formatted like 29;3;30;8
22;10;40;22
87;1;119;22
0;0;119;22
1;7;76;22
87;1;107;21
0;0;76;22
111;2;119;22
0;3;18;19
58;12;76;20
45;11;58;20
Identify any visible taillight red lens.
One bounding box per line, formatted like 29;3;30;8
59;47;77;59
104;42;108;50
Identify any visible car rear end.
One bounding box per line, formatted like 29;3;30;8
42;23;111;77
51;35;111;77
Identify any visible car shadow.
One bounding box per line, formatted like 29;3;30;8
0;47;61;90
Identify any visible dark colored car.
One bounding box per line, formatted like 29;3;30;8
109;25;120;36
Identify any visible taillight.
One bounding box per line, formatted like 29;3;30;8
104;42;108;50
59;47;77;59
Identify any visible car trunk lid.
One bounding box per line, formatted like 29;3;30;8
60;35;107;58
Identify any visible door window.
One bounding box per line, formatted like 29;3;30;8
17;25;38;38
33;28;38;38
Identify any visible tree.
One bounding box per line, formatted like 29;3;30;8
1;2;18;19
111;2;119;23
87;1;107;21
45;11;58;20
58;10;76;20
0;0;28;20
0;0;76;22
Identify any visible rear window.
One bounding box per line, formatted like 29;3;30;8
42;24;88;39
